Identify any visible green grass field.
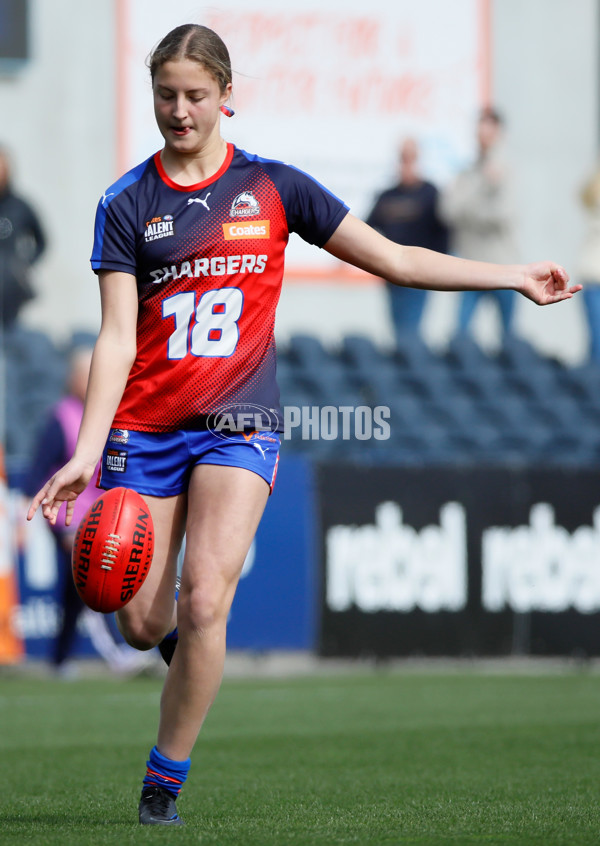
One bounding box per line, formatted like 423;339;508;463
1;665;599;845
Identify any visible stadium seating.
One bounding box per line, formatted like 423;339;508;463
278;332;600;467
3;324;600;480
1;326;77;483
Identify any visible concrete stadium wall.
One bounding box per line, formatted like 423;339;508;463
0;0;116;341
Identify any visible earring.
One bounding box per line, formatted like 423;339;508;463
220;105;235;117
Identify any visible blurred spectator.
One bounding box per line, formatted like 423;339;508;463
366;138;449;344
0;145;46;328
23;343;153;676
440;107;519;340
578;162;600;362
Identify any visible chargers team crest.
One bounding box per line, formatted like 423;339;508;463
230;192;260;217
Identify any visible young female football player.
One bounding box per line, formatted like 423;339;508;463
27;23;580;826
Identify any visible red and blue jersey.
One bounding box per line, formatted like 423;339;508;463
91;144;348;432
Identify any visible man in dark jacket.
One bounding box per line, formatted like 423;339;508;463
0;146;46;327
366;138;449;344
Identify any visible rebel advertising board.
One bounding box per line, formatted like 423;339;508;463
318;464;600;657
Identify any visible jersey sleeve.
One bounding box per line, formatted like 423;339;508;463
90;158;151;276
91;198;137;275
247;154;350;247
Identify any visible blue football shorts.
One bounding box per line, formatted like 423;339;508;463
99;427;281;497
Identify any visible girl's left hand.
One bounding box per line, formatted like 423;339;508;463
520;262;582;305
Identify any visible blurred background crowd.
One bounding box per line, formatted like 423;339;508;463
2;79;600;478
1;0;600;668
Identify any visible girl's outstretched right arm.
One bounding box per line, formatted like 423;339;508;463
27;271;138;527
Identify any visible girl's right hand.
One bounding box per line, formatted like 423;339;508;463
27;457;97;527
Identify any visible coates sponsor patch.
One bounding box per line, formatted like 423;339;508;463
109;428;130;444
105;449;128;473
144;214;174;242
230;191;260;217
222;220;270;240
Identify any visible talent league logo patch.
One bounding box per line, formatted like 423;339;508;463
105;449;128;473
222;220;270;240
230;192;260;217
144;214;175;242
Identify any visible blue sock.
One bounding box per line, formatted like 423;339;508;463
162;626;178;642
162;578;180;642
143;745;190;797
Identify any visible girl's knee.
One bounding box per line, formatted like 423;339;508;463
178;583;230;635
116;610;172;650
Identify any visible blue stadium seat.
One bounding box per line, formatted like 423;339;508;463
556;362;600;404
287;334;328;369
445;335;496;373
460;367;511;403
535;430;598;466
278;380;318;411
385;395;443;432
2;327;69;473
68;329;98;350
4;325;56;360
393;334;437;370
339;335;402;404
283;335;361;405
501;367;560;404
462;422;503;453
411;361;462;401
496;335;549;371
481;394;547;433
519;422;557;454
437;395;497;430
302;363;360;406
341;334;388;368
578;399;600;428
275;352;295;386
277;333;600;467
526;394;578;433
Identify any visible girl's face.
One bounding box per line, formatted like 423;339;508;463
153;59;231;154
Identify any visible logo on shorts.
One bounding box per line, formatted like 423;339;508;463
242;430;279;445
105;449;128;473
109;429;130;444
144;214;175;242
230;192;260;218
206;403;279;441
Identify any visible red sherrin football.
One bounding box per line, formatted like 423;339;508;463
72;487;154;613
